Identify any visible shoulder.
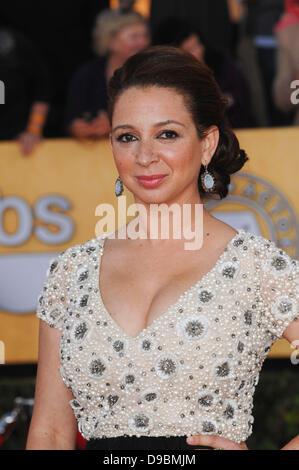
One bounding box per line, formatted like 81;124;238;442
245;231;298;272
245;232;299;340
238;229;295;255
46;236;105;275
229;230;298;278
60;235;104;259
225;228;260;253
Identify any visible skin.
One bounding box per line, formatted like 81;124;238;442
26;85;299;450
26;321;78;449
69;23;150;140
180;34;205;63
17;102;49;156
100;86;230;341
107;22;151;65
109;86;220;229
109;85;299;450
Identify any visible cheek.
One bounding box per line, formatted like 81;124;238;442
114;149;134;173
162;143;200;171
122;37;135;52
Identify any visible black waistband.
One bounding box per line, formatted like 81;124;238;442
85;435;210;451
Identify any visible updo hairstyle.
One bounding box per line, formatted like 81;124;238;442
107;46;249;200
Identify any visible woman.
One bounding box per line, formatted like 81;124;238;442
64;9;150;139
27;47;299;450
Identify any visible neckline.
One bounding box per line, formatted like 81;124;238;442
95;228;245;341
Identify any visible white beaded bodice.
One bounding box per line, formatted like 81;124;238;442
36;229;298;443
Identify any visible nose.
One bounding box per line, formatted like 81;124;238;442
135;139;159;166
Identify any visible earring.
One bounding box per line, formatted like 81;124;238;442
200;163;215;192
115;176;124;196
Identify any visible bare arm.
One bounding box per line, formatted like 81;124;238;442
26;320;78;450
280;319;299;450
17;101;49;156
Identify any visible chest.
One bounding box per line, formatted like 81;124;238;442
98;240;236;338
62;252;265;400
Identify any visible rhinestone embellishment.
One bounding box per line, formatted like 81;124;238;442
35;229;299;443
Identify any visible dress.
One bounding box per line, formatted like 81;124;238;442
36;228;299;450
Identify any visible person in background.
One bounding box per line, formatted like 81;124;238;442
152;17;255;129
273;0;299;124
0;26;51;155
227;0;247;57
64;9;150;140
0;0;110;138
150;0;234;53
116;0;136;13
241;0;294;126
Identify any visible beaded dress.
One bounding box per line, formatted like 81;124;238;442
36;229;298;450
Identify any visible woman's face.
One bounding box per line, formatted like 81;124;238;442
181;34;205;63
110;86;218;206
109;23;150;60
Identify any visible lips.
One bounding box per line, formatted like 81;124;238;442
136;174;167;188
136;174;167;180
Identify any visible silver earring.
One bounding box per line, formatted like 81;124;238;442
115;176;124;196
200;163;215;192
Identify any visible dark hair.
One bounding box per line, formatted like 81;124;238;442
107;45;249;201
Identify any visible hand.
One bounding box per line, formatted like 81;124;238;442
186;434;249;450
280;435;299;450
17;131;41;156
89;110;111;137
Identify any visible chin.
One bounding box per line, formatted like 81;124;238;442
136;193;168;204
133;188;170;204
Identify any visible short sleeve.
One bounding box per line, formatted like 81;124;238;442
257;238;299;340
36;250;69;332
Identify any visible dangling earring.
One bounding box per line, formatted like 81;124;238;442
115;176;124;196
200;163;215;192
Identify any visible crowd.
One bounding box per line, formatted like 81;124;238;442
0;0;298;156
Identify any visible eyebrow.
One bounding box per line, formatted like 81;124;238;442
112;120;186;133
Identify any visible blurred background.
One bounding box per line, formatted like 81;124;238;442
0;0;298;450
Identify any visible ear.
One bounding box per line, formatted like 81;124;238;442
201;126;219;166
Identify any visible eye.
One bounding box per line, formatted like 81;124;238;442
116;133;137;143
159;130;179;139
